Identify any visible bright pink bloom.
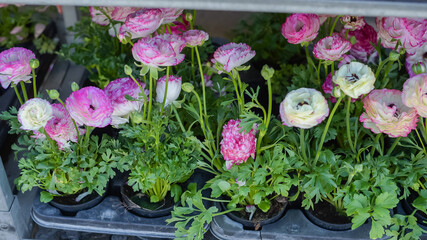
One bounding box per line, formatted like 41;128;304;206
118;9;164;41
65;86;113;128
376;17;427;53
341;24;377;62
220;119;256;170
104;77;148;126
132;34;185;67
313;35;352;61
155;75;182;107
360;89;418;138
183;30;209;47
405;42;427;77
213;43;255;73
341;16;365;31
160;8;183;24
402;74;427;118
322;72;337;103
45;104;85;150
281;13;320;44
0;47;36;89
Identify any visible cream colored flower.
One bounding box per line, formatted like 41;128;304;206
18;98;53;131
279;88;329;129
333;62;375;99
402;74;427;118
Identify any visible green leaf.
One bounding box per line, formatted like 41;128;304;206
375;192;398;209
258;200;271;213
171;184;182;203
351;212;370;229
370;219;385;239
218;180;231;192
140;65;149;76
40;191;53;203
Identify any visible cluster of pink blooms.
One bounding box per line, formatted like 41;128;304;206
0;47;36;89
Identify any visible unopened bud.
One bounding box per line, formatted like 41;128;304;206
131;112;143;124
333;86;342;98
412;62;427;75
71;82;79;92
124;65;133;76
261;65;275;81
46;89;59;100
389;51;400;61
29;59;39;69
182;82;194;93
185;13;193;22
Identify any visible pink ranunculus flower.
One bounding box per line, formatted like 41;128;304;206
317;14;334;25
405;42;427;77
360;89;418;138
18;98;53;131
183;30;209;47
342;24;377;62
89;7;114;26
132;34;186;67
341;16;366;31
376;17;427;53
402;74;427;118
45;104;85;150
322;72;337;103
110;7;140;22
0;47;36;89
220;119;256;170
65;86;114;128
213;43;255;73
34;23;46;39
0;4;8;7
280;88;329;129
313;35;352;61
160;8;183;24
281;13;320;44
104;77;148;127
118;8;164;41
156;75;182;106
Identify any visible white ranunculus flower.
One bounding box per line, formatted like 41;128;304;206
333;62;376;99
279;88;329;129
402;73;427;118
156;75;182;107
17;98;53;131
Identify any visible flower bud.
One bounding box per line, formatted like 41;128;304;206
131;112;143;124
185;13;193;22
29;59;39;69
71;82;79;92
261;65;275;81
182;82;194;93
124;65;133;76
333;86;342;98
411;62;427;75
46;89;59;100
389;51;400;61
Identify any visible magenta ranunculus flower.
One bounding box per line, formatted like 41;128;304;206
313;35;352;61
65;86;114;128
104;77;148;126
376;17;427;53
45;103;85;150
220;119;256;170
402;74;427;118
183;30;209;47
132;34;186;67
281;13;320;45
360;89;418;138
156;75;182;106
342;24;377;62
341;16;366;31
405;42;427;77
160;8;183;24
213;43;255;73
0;47;36;89
118;8;164;41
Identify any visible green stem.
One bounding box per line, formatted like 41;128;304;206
380;60;395;88
300;128;308;162
330;16;342;36
191;47;195;82
375;58;389;79
212;208;244;217
415;128;427;155
147;70;153;122
386;137;401;156
346;96;355;153
371;133;381;158
20;81;28;101
201;197;229;202
160;66;170;115
13;86;23;105
129;73;148;121
171;105;186;133
313;96;343;166
32;68;37;98
317;60;322;86
228;73;243;115
57;98;80;155
195;47;207;117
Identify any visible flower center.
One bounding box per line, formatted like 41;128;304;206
388;103;400;118
423;52;427;60
350;17;357;22
346;73;359;83
89;105;95;111
296;101;309;110
295;21;304;32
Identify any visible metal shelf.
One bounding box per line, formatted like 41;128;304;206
2;0;427;18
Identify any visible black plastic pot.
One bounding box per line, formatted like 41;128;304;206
401;191;427;227
120;184;176;218
302;201;353;231
49;190;106;216
220;198;288;230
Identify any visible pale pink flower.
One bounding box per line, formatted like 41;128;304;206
118;9;164;41
0;4;8;7
313;35;352;61
160;8;183;24
111;7;140;22
132;34;185;67
376;17;427;53
280;88;329;129
402;74;427;118
333;62;376;99
281;13;320;44
360;89;418;138
213;43;255;73
341;16;366;31
34;23;46;39
10;26;22;35
342;24;377;62
0;47;36;89
183;30;209;47
220;119;256;170
405;42;427;77
317;15;333;25
155;75;182;107
89;7;114;26
104;77;148;126
65;86;113;128
45;104;85;150
18;98;52;131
